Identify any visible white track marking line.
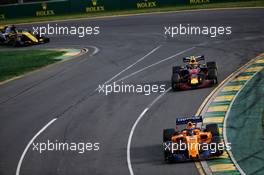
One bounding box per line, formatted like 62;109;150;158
95;45;162;91
116;47;195;83
126;45;202;175
127;108;149;175
87;45;100;56
16;45;194;175
15;45;161;174
127;88;171;175
16;118;57;175
103;45;161;85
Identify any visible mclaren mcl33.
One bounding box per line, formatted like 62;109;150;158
163;116;224;163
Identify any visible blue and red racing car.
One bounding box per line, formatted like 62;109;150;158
171;56;218;91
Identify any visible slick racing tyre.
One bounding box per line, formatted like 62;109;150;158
163;128;175;162
172;66;181;74
163;128;175;142
43;37;50;43
171;73;180;91
14;40;24;47
206;61;217;69
208;68;218;84
205;124;223;156
205;124;220;136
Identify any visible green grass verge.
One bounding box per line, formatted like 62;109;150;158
1;0;263;25
0;50;64;82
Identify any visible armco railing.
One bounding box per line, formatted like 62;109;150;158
0;0;245;20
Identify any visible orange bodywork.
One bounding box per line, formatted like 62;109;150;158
171;126;212;159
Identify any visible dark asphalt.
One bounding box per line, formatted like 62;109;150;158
0;8;263;175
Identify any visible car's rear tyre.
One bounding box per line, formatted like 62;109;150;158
14;40;23;47
205;124;223;156
208;68;218;84
43;37;50;43
7;37;15;46
163;128;175;142
163;128;175;162
172;66;181;74
35;34;41;39
206;61;217;69
205;124;220;136
171;73;181;91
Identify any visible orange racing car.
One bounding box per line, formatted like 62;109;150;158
163;116;224;163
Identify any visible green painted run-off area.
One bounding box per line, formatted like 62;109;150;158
227;69;264;175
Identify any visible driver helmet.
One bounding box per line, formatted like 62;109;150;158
10;25;16;32
189;56;198;66
187;122;194;129
5;25;16;33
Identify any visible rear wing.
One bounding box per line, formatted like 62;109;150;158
176;116;203;125
183;55;205;63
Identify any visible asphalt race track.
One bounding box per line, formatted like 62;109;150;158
0;8;263;175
